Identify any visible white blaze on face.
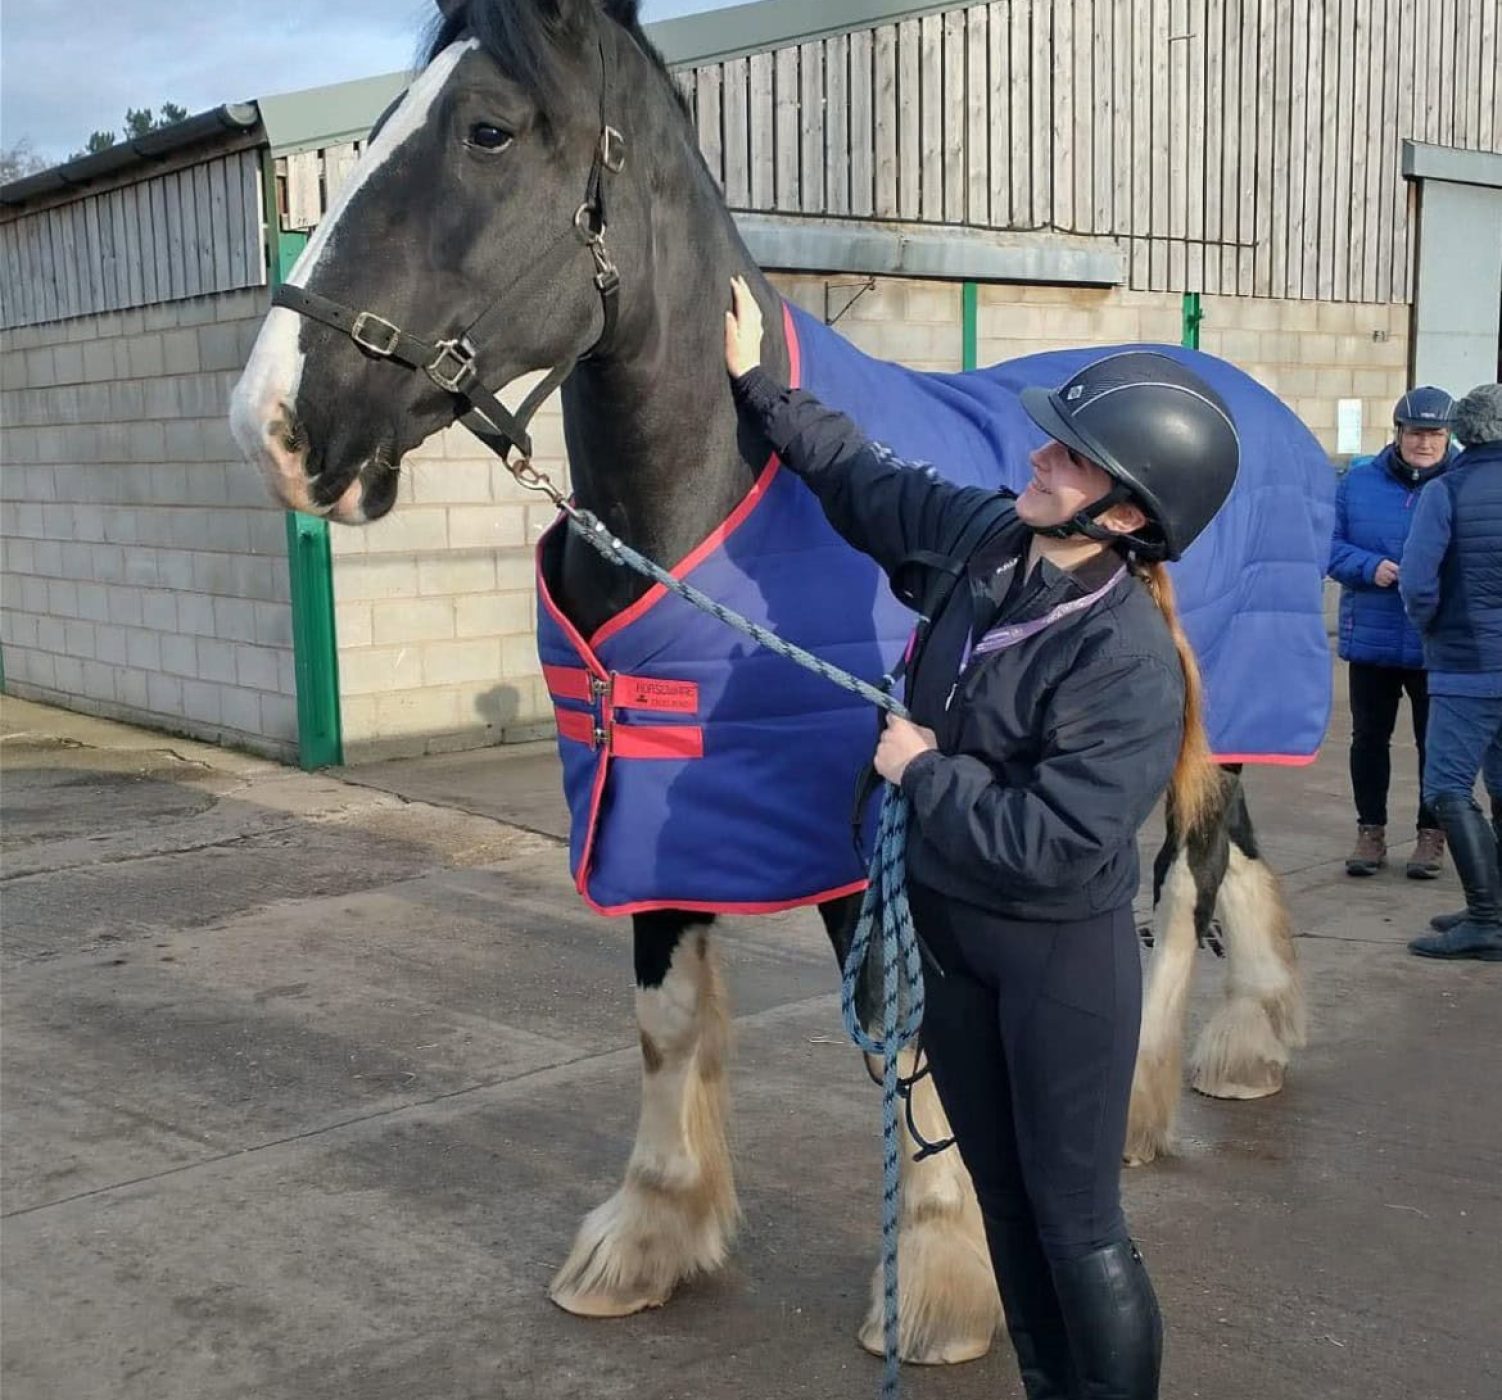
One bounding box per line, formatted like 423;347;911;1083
229;40;478;515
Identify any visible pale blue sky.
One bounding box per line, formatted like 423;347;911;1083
2;1;746;164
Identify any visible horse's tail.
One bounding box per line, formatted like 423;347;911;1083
1136;560;1223;834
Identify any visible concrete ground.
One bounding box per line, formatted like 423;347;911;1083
2;686;1497;1400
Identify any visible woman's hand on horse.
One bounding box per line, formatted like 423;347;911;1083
874;714;938;785
724;276;764;379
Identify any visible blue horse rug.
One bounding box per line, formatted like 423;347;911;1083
536;302;1336;915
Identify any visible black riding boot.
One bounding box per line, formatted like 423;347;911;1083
1050;1240;1162;1400
1429;810;1502;934
1411;799;1502;961
984;1215;1079;1400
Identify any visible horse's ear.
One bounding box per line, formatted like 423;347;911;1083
599;0;643;29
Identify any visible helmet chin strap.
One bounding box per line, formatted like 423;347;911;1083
1028;482;1169;561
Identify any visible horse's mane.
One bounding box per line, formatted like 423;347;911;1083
425;0;686;126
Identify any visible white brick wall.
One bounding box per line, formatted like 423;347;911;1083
0;288;297;758
974;283;1411;456
330;371;569;762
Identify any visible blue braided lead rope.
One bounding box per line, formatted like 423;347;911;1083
567;506;924;1400
840;787;926;1400
567;510;910;719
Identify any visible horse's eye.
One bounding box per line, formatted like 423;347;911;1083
466;123;513;152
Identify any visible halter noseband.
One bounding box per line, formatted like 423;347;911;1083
271;30;625;474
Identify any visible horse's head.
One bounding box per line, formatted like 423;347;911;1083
231;0;670;523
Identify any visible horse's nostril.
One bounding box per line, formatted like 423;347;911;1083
274;408;307;459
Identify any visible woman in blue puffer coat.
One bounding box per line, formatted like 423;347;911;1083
1328;386;1458;877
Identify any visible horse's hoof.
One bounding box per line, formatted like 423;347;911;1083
1191;1066;1285;1100
1122;1129;1166;1166
548;1280;670;1318
857;1317;993;1366
856;1214;1000;1366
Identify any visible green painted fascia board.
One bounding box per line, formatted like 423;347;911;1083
650;0;963;68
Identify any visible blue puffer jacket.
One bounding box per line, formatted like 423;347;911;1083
1400;440;1502;693
1329;445;1453;667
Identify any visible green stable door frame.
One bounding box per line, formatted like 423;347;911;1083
267;165;343;770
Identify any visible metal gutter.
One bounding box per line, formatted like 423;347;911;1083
0;104;261;206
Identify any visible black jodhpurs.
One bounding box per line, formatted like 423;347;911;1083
1348;661;1435;830
909;884;1142;1264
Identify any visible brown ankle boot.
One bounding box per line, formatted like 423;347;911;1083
1406;827;1446;880
1346;824;1387;876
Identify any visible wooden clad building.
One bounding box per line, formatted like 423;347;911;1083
3;0;1501;764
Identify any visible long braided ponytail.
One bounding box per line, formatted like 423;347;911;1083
1134;559;1224;833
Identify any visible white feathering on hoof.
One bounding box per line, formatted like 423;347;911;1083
1126;851;1198;1166
1190;846;1306;1099
550;933;737;1317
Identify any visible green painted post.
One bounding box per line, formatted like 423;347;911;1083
264;156;343;768
962;282;979;371
1181;291;1204;350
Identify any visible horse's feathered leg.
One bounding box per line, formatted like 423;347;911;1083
855;1047;1002;1364
817;898;1001;1365
1189;786;1307;1100
1125;805;1223;1166
549;912;737;1316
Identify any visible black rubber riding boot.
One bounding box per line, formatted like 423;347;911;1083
984;1215;1080;1400
1429;813;1501;932
1411;801;1502;961
1051;1240;1162;1400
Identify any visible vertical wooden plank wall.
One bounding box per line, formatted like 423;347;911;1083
1;149;266;329
5;2;1501;329
659;0;1499;303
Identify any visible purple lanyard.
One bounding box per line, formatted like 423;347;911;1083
957;564;1127;674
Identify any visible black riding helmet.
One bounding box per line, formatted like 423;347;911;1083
1020;351;1240;562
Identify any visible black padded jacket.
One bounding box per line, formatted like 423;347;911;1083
734;366;1185;921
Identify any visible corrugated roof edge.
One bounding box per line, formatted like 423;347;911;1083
0;104;261;207
650;0;959;67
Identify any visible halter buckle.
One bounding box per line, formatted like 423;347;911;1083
351;311;401;357
598;126;626;173
426;339;477;394
573;202;604;246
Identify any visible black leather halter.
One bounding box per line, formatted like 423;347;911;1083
271;31;625;469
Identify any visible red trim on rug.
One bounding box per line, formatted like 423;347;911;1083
578;876;870;919
575;740;612;903
1211;751;1320;767
587;301;806;650
554;707;704;760
546;666;700;716
553;708;597;745
612;725;704;760
542;663;594;704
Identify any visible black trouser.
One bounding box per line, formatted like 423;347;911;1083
1348;662;1435;830
910;885;1157;1397
911;886;1141;1264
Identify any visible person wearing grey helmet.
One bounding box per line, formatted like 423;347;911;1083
1328;386;1457;879
1401;382;1502;962
724;277;1240;1399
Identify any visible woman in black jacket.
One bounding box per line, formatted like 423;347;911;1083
724;279;1239;1400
